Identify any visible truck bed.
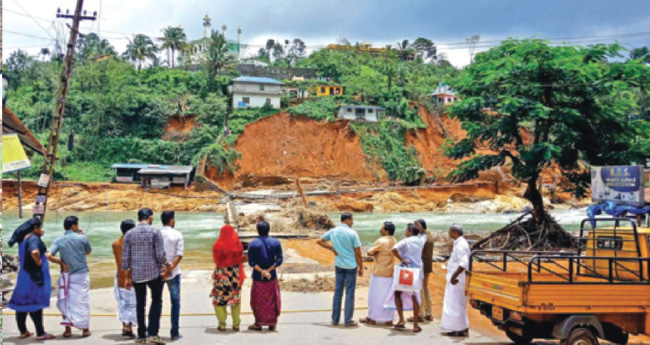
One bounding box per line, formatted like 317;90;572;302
469;270;650;314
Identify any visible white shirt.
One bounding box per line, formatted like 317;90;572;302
394;235;424;270
447;236;470;282
160;226;185;280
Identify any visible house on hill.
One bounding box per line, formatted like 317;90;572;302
431;83;459;104
231;76;283;109
316;85;344;97
112;163;196;189
337;105;384;122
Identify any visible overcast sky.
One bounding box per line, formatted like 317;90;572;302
4;0;650;67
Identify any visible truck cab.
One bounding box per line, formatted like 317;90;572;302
467;217;650;345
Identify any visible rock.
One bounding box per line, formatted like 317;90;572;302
335;197;374;212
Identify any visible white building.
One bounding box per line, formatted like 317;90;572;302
185;14;245;65
337;105;384;122
232;76;283;109
431;83;460;105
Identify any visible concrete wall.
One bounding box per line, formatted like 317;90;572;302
232;81;282;108
337;107;380;122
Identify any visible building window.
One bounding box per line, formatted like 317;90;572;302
242;97;250;104
321;87;326;93
368;108;374;113
447;98;452;103
260;84;265;91
347;108;352;112
266;98;271;105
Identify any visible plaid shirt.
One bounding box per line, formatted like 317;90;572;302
49;230;92;275
122;223;168;283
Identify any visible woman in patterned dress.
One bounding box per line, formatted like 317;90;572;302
210;224;246;331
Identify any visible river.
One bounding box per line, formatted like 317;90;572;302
2;208;589;259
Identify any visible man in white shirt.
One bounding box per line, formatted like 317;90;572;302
441;223;471;337
160;211;184;340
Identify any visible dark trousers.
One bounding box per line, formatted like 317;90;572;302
134;276;164;340
16;310;45;336
332;267;357;325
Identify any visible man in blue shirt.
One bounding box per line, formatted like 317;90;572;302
46;216;93;338
317;212;363;327
247;221;283;331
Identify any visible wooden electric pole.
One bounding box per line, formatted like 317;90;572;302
35;0;96;221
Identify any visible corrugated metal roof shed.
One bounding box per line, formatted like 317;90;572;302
232;76;283;85
2;107;46;155
138;166;195;175
111;163;151;169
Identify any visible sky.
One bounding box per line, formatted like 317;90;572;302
4;0;650;67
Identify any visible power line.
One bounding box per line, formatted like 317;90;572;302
4;8;56;23
9;0;57;39
4;30;53;40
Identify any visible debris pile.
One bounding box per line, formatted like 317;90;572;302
2;255;19;274
473;211;577;251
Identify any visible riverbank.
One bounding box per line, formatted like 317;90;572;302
2;179;590;215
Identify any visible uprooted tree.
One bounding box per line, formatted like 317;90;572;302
444;39;650;246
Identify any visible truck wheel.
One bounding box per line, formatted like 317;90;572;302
505;330;533;344
560;328;599;345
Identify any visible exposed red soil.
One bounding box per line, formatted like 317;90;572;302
163;114;197;141
208;113;378;189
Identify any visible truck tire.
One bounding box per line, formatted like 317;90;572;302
505;330;533;344
560;328;599;345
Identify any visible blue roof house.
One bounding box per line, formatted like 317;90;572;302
231;76;283;109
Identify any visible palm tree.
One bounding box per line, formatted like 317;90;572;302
202;32;236;93
629;46;650;64
123;34;158;71
158;26;187;68
396;39;413;60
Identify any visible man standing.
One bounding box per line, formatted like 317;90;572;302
122;208;171;345
441;223;471;337
317;212;363;327
46;216;93;338
160;211;184;340
409;219;434;323
247;221;283;331
360;221;396;326
112;220;137;338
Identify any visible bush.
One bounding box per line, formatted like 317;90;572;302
287;97;339;121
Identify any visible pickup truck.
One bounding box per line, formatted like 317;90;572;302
467;217;650;345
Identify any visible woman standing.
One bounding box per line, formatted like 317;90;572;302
7;218;57;341
210;224;246;332
391;223;424;333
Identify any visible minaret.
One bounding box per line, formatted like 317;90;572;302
222;23;228;37
237;27;242;59
203;13;211;38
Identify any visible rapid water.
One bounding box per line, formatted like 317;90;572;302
2;208;590;259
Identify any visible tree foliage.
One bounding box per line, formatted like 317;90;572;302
445;39;650;221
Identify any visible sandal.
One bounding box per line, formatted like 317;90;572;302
82;331;92;338
123;329;135;337
217;327;226;332
359;317;376;325
248;324;262;331
36;333;57;341
394;323;406;329
19;332;34;339
344;321;359;327
233;326;240;332
414;326;422;333
63;332;72;338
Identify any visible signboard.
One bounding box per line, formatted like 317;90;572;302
591;165;646;206
2;134;31;173
237;101;248;108
38;174;51;188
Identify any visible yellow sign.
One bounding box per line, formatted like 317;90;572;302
2;133;31;173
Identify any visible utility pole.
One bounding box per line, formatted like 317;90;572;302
34;0;96;221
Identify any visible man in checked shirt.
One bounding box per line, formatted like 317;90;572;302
122;208;171;345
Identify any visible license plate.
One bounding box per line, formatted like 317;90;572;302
492;306;504;321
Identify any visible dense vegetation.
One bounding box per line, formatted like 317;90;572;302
5;28;649;189
445;39;650;221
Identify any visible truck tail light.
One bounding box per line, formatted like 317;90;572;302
510;311;523;321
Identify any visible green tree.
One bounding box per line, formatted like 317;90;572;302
158;26;187;68
412;37;437;61
77;33;116;63
629;46;650;65
202;31;236;93
123;34;158;72
445;39;649;223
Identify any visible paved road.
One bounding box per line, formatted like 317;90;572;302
3;271;505;345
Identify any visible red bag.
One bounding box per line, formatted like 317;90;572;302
399;267;414;286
